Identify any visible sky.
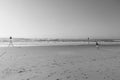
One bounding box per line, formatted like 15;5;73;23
0;0;120;39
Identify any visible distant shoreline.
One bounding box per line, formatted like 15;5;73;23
0;38;120;42
0;41;120;47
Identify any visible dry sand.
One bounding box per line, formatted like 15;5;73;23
0;46;120;80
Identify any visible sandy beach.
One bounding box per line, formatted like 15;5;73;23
0;45;120;80
0;0;120;79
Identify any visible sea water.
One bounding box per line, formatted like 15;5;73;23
0;41;120;47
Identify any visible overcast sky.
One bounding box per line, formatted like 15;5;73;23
0;0;120;39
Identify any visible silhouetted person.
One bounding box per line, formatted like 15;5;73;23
95;41;99;49
8;36;14;47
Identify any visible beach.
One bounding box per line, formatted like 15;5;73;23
0;0;120;79
0;45;120;80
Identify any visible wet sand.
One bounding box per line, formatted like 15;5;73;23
0;46;120;80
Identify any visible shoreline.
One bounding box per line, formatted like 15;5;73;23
0;41;120;47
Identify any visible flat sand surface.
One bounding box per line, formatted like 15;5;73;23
0;46;120;80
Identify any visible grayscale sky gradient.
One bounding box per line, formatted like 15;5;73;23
0;0;120;39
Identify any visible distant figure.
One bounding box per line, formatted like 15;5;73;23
8;36;14;47
95;41;99;49
88;37;90;45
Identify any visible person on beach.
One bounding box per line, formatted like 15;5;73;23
8;36;14;47
95;41;99;49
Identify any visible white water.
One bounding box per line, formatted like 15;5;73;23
0;41;120;47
